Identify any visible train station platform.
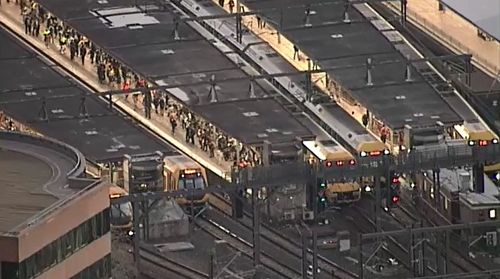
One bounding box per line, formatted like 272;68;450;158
0;2;232;177
389;0;500;78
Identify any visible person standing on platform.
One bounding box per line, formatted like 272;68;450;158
218;0;224;7
59;34;67;54
170;113;177;135
42;27;50;48
293;45;300;61
228;0;234;13
79;42;87;65
380;125;389;143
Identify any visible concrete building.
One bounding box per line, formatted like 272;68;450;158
0;131;111;279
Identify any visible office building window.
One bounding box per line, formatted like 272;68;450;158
70;254;111;279
1;208;110;279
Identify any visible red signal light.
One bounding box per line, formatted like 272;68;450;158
325;161;333;168
336;161;344;167
349;159;356;165
391;177;400;184
391;196;400;204
479;140;488;146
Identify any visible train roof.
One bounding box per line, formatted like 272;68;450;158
37;0;314;149
164;154;202;170
315;102;386;153
0;28;172;163
242;0;463;130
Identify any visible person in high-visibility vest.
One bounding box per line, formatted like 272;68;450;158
59;35;67;54
42;28;51;48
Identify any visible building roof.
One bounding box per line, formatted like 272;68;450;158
0;131;89;234
242;0;463;129
36;0;313;146
441;0;500;41
436;168;500;208
0;27;172;163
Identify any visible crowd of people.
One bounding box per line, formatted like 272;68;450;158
14;0;261;169
0;111;16;131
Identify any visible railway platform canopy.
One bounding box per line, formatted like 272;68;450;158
240;0;465;131
37;0;314;157
0;27;172;163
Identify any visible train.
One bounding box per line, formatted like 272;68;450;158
163;155;210;211
108;152;210;215
302;113;367;206
109;186;133;231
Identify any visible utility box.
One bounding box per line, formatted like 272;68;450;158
338;230;351;252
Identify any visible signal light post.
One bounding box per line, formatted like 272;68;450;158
317;177;327;214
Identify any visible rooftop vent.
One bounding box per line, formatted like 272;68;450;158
330;34;344;39
51;109;64;114
243;112;259;117
161;49;175;55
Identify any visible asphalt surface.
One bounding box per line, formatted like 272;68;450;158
0;26;172;163
36;0;314;148
241;0;465;130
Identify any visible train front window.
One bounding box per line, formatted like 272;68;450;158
111;202;132;219
178;174;205;190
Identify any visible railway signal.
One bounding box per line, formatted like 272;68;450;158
389;172;401;206
317;178;327;213
486;231;498;247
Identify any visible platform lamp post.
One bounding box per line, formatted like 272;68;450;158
236;0;243;44
278;8;283;44
132;199;141;276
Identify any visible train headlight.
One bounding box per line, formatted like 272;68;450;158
360;151;367;157
468;140;475;146
364;185;372;192
410;182;416;188
493;139;499;144
383;149;390;155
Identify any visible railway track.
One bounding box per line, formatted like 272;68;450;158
208;193;358;279
359;189;487;276
196;215;300;278
140;246;210;279
347;205;412;274
394;195;487;274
